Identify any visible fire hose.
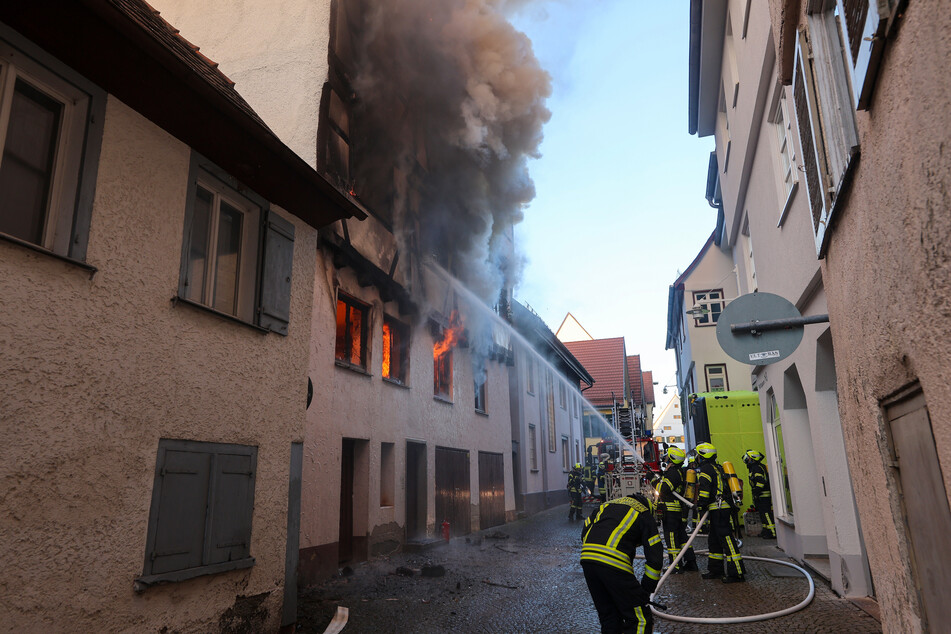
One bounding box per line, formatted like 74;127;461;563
644;509;816;624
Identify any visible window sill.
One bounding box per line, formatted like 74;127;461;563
0;232;98;278
334;359;372;376
173;296;269;334
134;557;254;592
382;377;410;389
777;516;795;528
433;395;454;405
777;181;799;227
475;408;489;417
530;469;540;473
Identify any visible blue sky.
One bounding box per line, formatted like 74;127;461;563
509;1;717;400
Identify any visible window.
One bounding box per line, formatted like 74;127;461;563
692;289;724;326
792;11;860;256
559;382;567;409
546;372;556;452
717;83;732;173
380;442;394;507
741;222;757;293
433;339;453;401
836;0;901;110
335;293;369;369
179;157;295;334
561;436;570;471
474;359;487;413
528;425;538;471
0;34;104;263
768;390;794;518
323;85;352;189
382;315;409;384
770;89;799;223
526;355;535;394
137;439;257;590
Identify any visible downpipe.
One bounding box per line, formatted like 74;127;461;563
646;509;816;624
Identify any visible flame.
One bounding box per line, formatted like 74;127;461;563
433;311;464;359
382;322;392;378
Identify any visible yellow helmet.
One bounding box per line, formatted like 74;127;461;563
743;450;764;465
695;442;717;461
666;447;687;465
574;463;582;470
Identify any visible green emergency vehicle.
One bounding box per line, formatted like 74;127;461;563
689;390;767;521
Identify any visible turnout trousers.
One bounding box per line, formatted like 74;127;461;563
661;509;696;568
706;508;745;579
755;496;776;537
581;560;653;634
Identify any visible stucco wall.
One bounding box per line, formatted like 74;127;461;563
149;0;332;169
0;97;317;631
812;1;951;628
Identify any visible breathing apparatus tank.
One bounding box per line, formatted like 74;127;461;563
722;461;743;506
684;467;698;503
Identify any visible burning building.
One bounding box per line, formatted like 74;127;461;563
151;0;553;586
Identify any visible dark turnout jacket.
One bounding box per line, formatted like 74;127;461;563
580;495;664;593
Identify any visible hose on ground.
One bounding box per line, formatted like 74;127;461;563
647;510;816;624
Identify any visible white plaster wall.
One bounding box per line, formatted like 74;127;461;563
0;97;317;632
148;0;332;168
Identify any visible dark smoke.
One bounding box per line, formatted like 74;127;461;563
350;0;552;305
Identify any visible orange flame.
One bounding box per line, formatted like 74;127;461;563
382;322;392;378
433;311;464;359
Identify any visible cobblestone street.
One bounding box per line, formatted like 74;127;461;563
297;505;881;633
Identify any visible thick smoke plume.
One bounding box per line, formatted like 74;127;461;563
350;0;551;305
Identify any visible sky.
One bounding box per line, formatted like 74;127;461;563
507;1;718;398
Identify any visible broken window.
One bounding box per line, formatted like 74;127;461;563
335;293;368;369
474;359;487;413
382;315;409;384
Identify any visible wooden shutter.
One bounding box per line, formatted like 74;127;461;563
149;448;211;575
837;0;893;109
792;35;829;256
208;451;256;565
258;211;295;335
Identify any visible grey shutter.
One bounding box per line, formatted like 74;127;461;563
259;211;295;335
207;450;257;565
150;449;211;575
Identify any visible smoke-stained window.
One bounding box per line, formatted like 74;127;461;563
335;293;368;369
382;315;409;385
434;343;453;401
529;425;538;471
474;358;487;414
547;371;556;453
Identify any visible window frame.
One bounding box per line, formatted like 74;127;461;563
0;27;105;266
136;439;257;591
691;289;724;326
177;153;296;335
528;424;538;471
704;363;729;392
561;436;570;471
768;86;800;226
382;314;410;385
836;0;897;110
792;14;860;257
335;291;370;371
473;358;487;414
526;355;535;395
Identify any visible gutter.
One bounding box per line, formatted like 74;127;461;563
687;0;703;135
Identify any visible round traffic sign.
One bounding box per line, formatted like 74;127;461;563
716;292;804;365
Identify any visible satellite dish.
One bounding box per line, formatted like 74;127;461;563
716;292;804;365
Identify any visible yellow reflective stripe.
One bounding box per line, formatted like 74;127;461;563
645;565;661;580
647;534;661;546
580;552;634;574
606;508;637;549
633;606;647;634
708;553;724;560
582;544;632;567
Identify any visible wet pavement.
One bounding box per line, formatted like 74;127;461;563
297;504;882;633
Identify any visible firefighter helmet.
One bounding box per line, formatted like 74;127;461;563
574;463;582;470
666;446;687;465
695;442;717;461
743;450;764;465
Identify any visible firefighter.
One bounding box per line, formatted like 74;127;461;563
654;447;698;573
695;442;745;583
568;463;584;520
580;493;663;633
743;449;776;539
582;460;596;498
